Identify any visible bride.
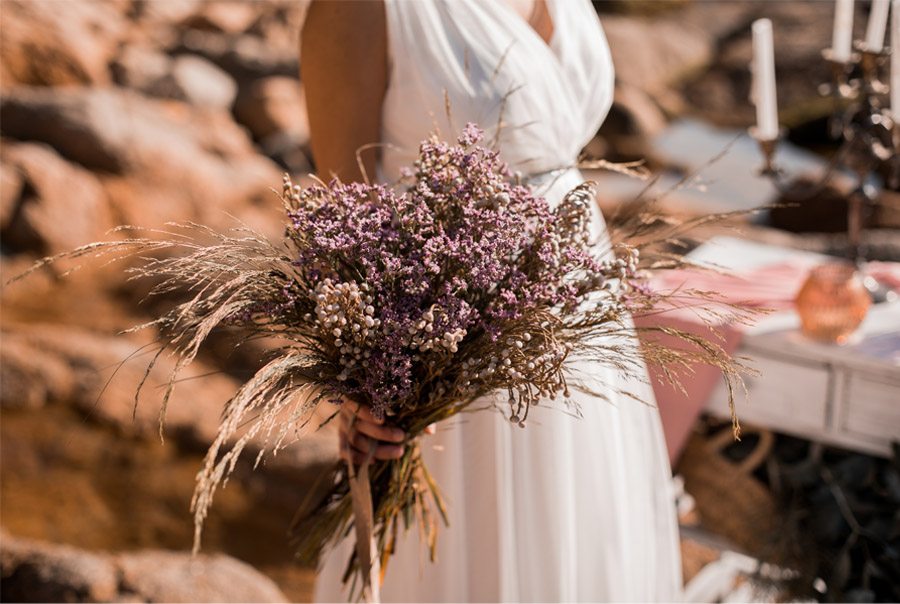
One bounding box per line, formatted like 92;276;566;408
301;0;682;601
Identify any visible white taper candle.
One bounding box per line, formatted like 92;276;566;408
865;0;890;51
892;0;900;123
832;0;855;62
752;18;779;140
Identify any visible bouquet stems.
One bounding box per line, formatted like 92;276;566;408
347;440;382;603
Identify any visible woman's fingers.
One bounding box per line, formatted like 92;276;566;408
340;425;404;464
349;431;404;461
336;400;412;464
341;438;401;464
353;418;406;443
339;401;406;443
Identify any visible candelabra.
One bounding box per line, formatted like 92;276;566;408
752;44;899;267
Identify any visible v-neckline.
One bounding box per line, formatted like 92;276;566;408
493;0;559;58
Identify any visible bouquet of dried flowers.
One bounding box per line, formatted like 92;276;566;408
11;124;751;602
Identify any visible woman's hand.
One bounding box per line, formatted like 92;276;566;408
338;401;437;465
339;401;407;465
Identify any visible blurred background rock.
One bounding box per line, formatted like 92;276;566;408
1;1;327;601
1;1;897;602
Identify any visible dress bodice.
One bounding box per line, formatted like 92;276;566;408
379;0;615;183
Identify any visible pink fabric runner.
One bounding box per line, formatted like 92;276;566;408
637;258;900;464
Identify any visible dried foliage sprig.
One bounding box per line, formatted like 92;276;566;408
8;124;756;601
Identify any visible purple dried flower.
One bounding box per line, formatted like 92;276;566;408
279;124;625;418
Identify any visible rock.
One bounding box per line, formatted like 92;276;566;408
97;158;282;233
116;550;288;603
232;77;311;173
0;162;23;229
247;2;311;60
176;29;299;83
169;54;238;109
187;103;262;157
0;86;248;173
114;50;239;110
0;323;339;474
0;142;114;254
111;45;176;95
0;0;125;87
599;2;759;119
610;84;668;137
130;0;203;26
1;87;149;173
0;532;290;603
181;2;259;34
0;87;283;229
234;76;308;141
602;16;712;97
0;248;145;332
580;136;610;162
0;335;74;410
0;324;235;445
1;533;119;603
260;131;315;176
596;83;668;160
254;423;339;480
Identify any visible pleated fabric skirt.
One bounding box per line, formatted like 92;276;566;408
314;353;682;602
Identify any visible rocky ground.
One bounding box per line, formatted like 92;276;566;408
1;0;897;602
1;1;329;601
2;530;288;603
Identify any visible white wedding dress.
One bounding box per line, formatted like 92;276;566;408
314;1;682;601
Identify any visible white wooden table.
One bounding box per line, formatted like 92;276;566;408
691;237;900;458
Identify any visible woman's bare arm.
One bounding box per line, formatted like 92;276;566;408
301;0;388;183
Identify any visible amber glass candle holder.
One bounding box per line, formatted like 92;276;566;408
794;262;871;344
